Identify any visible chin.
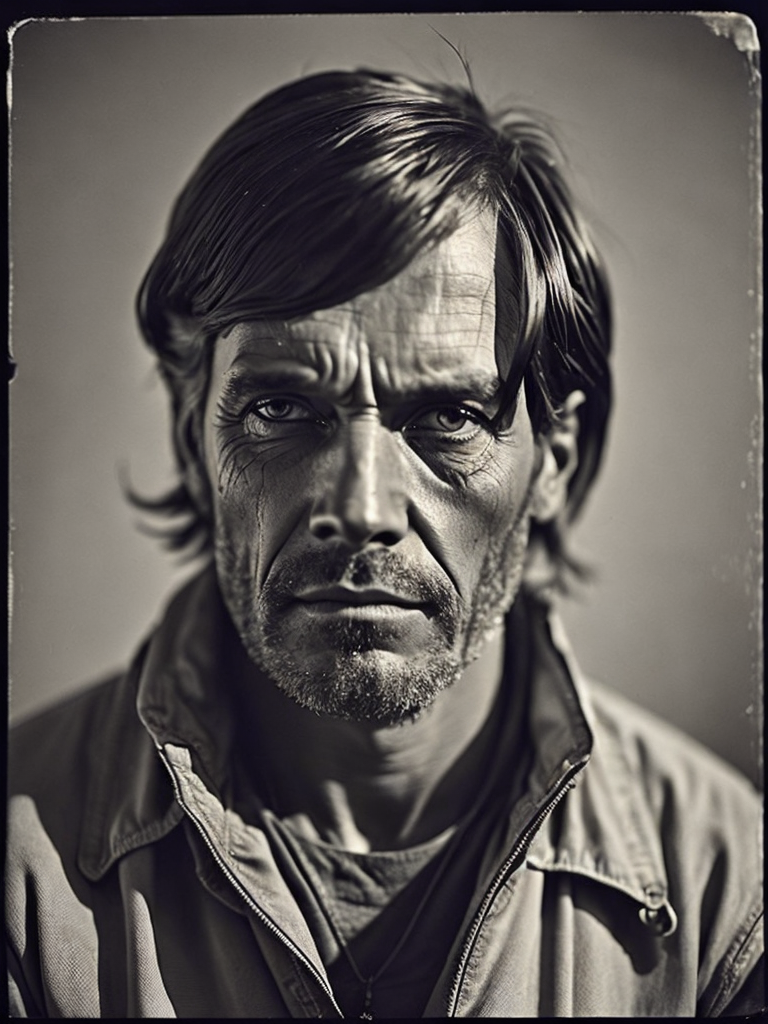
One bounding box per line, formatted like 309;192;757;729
253;638;463;726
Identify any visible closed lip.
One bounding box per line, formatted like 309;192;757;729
294;585;423;609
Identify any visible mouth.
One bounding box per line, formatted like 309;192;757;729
293;585;427;616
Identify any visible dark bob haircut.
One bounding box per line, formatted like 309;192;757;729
134;69;612;588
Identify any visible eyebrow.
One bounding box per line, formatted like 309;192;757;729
392;375;503;407
218;366;503;409
219;368;318;405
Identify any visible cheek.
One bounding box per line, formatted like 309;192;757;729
433;439;537;590
211;440;309;582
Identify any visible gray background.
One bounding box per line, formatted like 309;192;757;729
8;13;762;786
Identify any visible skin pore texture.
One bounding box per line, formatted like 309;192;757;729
199;207;581;850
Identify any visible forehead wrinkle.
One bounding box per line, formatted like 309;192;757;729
401;266;497;392
224;320;363;395
281;310;362;379
280;305;497;403
381;269;496;301
346;278;495;347
217;208;500;401
349;269;495;321
286;288;495;404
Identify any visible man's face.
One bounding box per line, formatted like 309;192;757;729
203;208;544;725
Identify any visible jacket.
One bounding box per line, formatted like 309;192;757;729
6;565;764;1017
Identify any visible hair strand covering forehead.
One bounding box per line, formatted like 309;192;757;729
135;68;612;589
141;71;501;337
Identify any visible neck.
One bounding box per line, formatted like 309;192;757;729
235;629;509;852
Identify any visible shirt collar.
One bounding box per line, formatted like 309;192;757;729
76;564;673;931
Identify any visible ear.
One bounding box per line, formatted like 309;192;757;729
531;390;585;523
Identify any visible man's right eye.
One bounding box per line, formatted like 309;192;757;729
243;397;325;436
254;398;312;420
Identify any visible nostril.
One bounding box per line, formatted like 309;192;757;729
308;513;404;547
373;530;402;547
311;521;337;541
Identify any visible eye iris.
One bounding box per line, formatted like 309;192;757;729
437;409;468;431
263;399;294;419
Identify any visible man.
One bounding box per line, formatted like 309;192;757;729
7;69;763;1018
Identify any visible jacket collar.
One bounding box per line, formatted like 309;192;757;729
525;610;678;934
76;564;227;881
76;564;674;931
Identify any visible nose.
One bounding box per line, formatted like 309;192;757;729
309;413;409;548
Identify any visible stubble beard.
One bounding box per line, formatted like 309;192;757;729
214;510;532;727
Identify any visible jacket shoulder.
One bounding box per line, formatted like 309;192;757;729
583;678;763;1013
9;670;140;798
7;653;159;879
583;677;762;813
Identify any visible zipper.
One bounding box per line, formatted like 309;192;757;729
157;746;344;1018
445;758;588;1017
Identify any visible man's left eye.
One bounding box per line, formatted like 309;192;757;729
404;406;485;439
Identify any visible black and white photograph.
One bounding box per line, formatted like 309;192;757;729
6;12;764;1017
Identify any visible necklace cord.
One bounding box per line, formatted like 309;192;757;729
280;820;467;1017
